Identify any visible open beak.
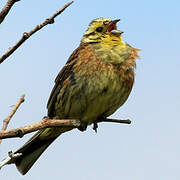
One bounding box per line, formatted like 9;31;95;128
107;19;123;35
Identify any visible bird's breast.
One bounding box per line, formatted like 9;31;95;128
72;56;135;125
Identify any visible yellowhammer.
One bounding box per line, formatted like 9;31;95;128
10;18;139;175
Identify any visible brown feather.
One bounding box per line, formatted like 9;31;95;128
47;43;88;117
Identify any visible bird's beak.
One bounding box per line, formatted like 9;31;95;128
107;19;124;35
112;19;120;24
111;29;124;35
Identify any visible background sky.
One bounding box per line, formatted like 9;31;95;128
0;0;180;179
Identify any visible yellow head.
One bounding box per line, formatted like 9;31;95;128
81;18;124;44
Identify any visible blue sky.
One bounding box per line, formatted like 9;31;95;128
0;0;180;179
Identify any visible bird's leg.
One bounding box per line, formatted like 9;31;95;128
93;116;107;133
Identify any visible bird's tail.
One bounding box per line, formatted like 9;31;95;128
14;127;72;175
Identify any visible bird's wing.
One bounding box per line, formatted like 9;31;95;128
47;43;87;117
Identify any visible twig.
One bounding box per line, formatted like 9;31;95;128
0;0;20;24
0;94;25;144
0;118;131;170
100;118;131;124
1;94;25;131
0;118;81;139
0;1;74;64
0;117;131;140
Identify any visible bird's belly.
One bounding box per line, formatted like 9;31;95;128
65;76;132;125
83;80;131;124
54;67;133;126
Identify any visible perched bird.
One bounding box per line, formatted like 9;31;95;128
11;18;139;175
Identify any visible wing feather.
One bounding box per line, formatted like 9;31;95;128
47;43;87;117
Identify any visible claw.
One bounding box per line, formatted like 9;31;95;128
78;121;87;132
93;122;98;133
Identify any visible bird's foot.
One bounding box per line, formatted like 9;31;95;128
42;116;49;119
93;116;107;133
78;121;87;132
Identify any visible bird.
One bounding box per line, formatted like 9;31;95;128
11;18;139;175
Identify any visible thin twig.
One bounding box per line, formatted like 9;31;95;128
0;117;131;140
101;118;131;124
0;1;74;64
0;94;25;144
0;0;20;24
1;94;25;131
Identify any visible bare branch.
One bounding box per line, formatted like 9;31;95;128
0;0;20;24
0;94;25;144
1;94;25;131
0;118;81;139
99;118;131;124
0;117;131;170
0;117;131;140
0;1;74;64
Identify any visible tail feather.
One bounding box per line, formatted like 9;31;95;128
13;126;73;175
14;130;59;175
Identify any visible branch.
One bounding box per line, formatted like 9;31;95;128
1;94;25;131
0;1;74;64
0;118;131;170
0;0;20;24
0;118;81;139
0;94;25;144
0;117;131;140
99;118;131;124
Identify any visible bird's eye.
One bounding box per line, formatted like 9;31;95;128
96;27;103;32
